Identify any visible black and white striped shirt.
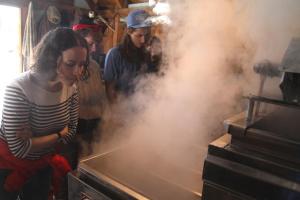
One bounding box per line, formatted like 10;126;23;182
0;72;79;160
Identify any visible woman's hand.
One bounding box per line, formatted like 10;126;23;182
59;126;69;138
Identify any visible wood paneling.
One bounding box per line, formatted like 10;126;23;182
128;0;148;3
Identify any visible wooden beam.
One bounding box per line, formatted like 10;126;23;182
98;7;152;18
112;14;120;46
130;0;148;2
117;7;152;16
114;0;123;9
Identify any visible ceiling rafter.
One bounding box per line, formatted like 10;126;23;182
114;0;123;8
129;0;148;3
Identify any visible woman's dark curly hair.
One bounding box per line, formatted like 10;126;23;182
31;27;89;79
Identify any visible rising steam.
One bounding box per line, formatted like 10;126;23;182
95;0;300;197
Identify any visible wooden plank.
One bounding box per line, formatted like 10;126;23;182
92;0;125;9
114;0;121;8
98;7;152;19
112;14;120;46
97;8;128;18
114;0;124;9
117;7;152;16
129;0;148;3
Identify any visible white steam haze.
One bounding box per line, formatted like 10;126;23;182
95;0;300;198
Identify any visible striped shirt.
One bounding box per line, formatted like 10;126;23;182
0;71;79;160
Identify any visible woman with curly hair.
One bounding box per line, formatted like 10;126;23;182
0;27;88;200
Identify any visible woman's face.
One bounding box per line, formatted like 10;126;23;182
129;28;150;48
85;32;100;53
57;46;87;86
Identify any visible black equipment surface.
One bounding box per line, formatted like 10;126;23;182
202;96;300;200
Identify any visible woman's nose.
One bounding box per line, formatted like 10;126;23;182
73;65;84;77
90;44;96;53
141;36;145;44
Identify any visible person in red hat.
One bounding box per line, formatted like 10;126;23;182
72;16;107;160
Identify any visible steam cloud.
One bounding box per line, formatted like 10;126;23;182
95;0;300;197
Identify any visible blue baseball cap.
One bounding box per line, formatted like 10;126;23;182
127;10;151;28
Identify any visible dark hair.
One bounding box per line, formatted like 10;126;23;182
76;28;93;38
147;36;161;46
31;27;89;78
75;28;102;44
146;36;162;73
118;28;148;65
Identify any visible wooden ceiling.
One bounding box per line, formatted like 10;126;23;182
87;0;148;10
128;0;148;3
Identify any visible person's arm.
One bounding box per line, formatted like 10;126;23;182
103;48;119;104
19;91;79;152
105;80;117;104
29;126;68;153
62;88;79;144
2;85;66;158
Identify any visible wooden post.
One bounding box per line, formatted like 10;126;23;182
112;14;120;47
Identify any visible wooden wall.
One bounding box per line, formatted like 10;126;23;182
0;0;164;55
0;0;75;45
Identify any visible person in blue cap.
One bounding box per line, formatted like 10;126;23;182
103;9;151;103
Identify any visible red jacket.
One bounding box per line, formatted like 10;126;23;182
0;139;71;194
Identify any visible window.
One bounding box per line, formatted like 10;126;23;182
0;5;21;113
